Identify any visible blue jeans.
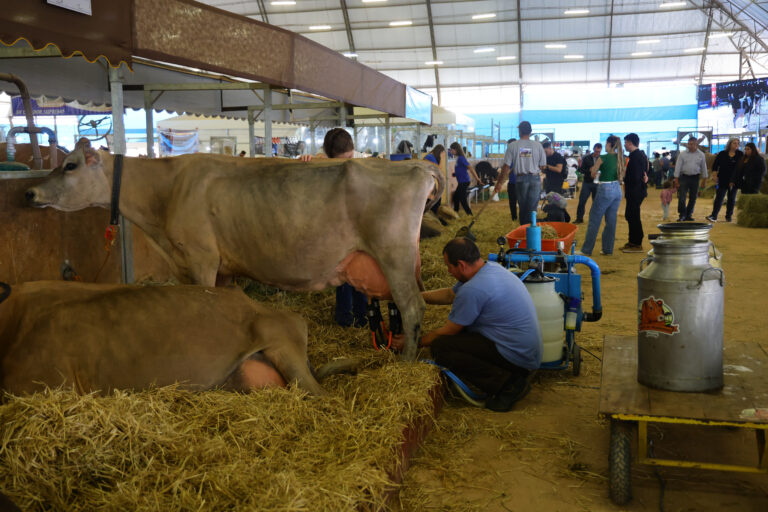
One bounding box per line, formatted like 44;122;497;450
576;181;597;222
335;284;367;327
516;174;541;226
580;182;622;255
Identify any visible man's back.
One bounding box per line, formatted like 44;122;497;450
506;139;546;176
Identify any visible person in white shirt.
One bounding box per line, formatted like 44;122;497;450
673;137;708;221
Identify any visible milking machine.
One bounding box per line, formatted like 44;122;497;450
488;212;603;375
368;299;402;351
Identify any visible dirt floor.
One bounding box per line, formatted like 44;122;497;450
391;186;768;512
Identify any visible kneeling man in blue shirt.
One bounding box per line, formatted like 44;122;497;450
419;238;542;412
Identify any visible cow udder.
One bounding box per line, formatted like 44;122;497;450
336;251;393;300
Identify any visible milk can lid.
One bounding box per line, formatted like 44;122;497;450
656;222;712;232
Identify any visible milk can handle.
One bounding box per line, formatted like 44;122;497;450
639;256;653;271
709;241;722;262
689;267;724;289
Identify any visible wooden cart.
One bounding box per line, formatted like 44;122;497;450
598;335;768;505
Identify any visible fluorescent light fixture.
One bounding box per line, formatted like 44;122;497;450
660;2;686;7
425;60;443;65
474;47;495;53
270;1;296;5
389;20;413;26
545;43;567;49
472;13;496;20
637;39;661;45
564;54;584;59
564;9;589;15
632;51;653;56
684;47;706;53
309;25;331;30
497;56;516;61
362;0;387;3
343;52;358;57
709;32;733;39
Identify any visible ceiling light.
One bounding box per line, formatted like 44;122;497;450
497;56;516;61
637;39;661;45
632;51;653;57
660;2;686;8
425;60;443;65
343;52;358;57
709;32;733;39
545;44;567;49
564;9;589;15
309;25;331;30
472;13;496;20
270;1;296;5
362;0;387;3
684;47;706;53
389;20;413;26
474;48;495;53
564;55;584;59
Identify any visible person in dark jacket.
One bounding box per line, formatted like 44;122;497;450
706;137;743;223
733;142;767;194
621;133;648;253
574;143;601;223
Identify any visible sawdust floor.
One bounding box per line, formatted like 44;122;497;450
395;187;768;512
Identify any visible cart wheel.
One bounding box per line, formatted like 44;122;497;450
609;420;633;505
572;343;582;376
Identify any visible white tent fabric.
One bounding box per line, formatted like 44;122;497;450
199;0;768;93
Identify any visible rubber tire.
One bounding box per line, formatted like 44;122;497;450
609;420;633;505
571;343;582;376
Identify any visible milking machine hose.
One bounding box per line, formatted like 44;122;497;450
489;253;602;322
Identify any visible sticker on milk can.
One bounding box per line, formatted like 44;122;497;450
638;296;680;336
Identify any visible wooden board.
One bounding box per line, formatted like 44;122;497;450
599;335;768;424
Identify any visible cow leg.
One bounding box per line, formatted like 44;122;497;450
375;250;425;361
254;313;326;395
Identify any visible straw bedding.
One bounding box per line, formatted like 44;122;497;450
736;193;768;228
0;198;516;510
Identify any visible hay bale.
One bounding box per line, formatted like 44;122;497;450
737;193;768;227
541;224;559;239
761;174;768;195
699;185;717;199
421;212;444;239
436;205;459;222
0;363;441;511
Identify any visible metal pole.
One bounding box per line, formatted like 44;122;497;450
248;108;256;157
385;116;391;155
416;123;422;155
310;121;317;154
263;86;272;157
143;90;155;158
109;66;133;284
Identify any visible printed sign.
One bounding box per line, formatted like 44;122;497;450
638;296;680;336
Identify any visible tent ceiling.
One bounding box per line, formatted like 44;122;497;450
199;0;768;94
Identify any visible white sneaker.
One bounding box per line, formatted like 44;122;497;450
705;215;717;223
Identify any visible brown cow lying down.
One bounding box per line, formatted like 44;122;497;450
0;281;325;395
25;140;444;360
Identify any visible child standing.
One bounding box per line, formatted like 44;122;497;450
660;179;677;221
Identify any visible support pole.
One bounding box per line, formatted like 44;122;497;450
310;121;317;155
263;86;272;157
385;115;391;155
143;90;155;158
248;108;256;157
109;66;133;284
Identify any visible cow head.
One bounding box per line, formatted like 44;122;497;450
25;138;111;211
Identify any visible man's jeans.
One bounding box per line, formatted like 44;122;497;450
576;181;597;221
677;174;700;220
580;182;622;255
516;174;541;226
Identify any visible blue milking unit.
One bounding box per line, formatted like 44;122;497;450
489;212;603;375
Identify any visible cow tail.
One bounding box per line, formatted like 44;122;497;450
424;164;445;213
0;282;10;304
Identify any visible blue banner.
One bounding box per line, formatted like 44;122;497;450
11;97;112;116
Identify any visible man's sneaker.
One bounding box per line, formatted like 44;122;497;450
620;242;634;250
677;217;686;222
725;217;732;222
573;219;584;224
685;217;695;221
705;215;717;223
447;379;486;408
485;380;531;412
621;245;644;253
599;250;612;255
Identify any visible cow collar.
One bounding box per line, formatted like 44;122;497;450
109;154;124;226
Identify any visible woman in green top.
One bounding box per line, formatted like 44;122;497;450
577;135;625;256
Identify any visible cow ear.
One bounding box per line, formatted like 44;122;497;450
75;137;92;150
84;148;101;167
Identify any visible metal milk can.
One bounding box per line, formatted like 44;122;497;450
637;239;724;392
652;222;722;267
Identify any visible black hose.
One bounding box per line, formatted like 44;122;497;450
583;309;602;322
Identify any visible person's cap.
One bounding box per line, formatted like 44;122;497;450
518;121;532;132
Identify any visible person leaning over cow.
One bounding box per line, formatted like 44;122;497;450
394;238;542;412
299;128;369;327
425;144;446;216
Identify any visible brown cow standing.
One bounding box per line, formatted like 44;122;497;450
0;281;324;395
25;141;443;360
